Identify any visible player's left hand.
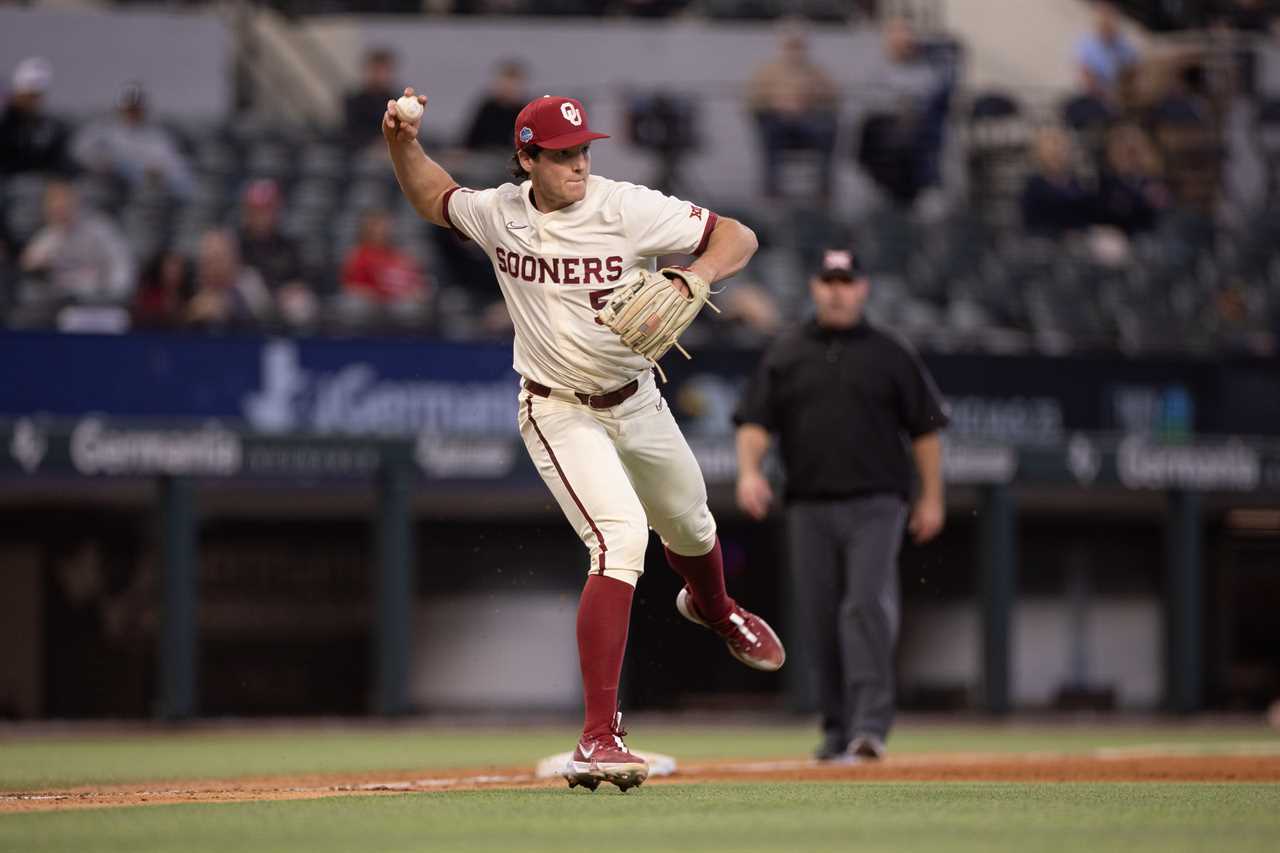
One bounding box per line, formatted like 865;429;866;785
666;271;691;298
908;496;944;544
596;266;715;367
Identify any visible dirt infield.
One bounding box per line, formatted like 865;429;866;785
4;752;1279;813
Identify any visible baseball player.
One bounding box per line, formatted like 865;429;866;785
384;89;785;792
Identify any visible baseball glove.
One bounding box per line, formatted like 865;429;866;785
596;266;719;378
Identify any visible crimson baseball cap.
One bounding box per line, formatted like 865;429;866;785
514;95;609;152
817;248;865;281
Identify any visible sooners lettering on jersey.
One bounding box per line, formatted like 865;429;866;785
443;175;717;392
496;248;624;286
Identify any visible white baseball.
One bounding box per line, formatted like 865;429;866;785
395;95;423;122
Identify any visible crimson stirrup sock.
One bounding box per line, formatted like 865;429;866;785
577;574;635;738
664;537;734;624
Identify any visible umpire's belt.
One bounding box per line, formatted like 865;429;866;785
523;378;639;409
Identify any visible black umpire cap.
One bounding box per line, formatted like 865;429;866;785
816;248;864;281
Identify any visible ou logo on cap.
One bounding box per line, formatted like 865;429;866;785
560;102;582;126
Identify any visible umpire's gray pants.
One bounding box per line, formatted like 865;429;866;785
787;495;908;745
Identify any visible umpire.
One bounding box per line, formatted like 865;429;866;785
733;247;948;762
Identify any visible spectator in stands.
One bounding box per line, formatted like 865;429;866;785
746;23;838;200
1074;2;1139;106
0;57;73;177
184;229;271;328
1097;123;1170;235
131;249;190;329
1148;64;1222;213
856;17;957;208
864;17;947;112
1;217;18;319
344;48;400;152
18;180;135;305
1150;63;1215;126
1021;127;1095;237
463;60;529;152
341;209;429;307
1213;280;1277;354
71;82;193;198
236;179;317;327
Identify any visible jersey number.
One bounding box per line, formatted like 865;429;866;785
589;288;616;325
588;288;616;311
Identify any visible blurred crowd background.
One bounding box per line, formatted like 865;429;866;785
3;0;1279;354
4;1;1280;721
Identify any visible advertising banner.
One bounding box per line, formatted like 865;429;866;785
4;331;1280;491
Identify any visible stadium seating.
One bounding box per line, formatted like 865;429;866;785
5;35;1280;356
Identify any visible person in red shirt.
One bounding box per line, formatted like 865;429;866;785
341;208;429;305
131;248;189;329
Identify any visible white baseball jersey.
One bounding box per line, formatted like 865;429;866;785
443;175;717;393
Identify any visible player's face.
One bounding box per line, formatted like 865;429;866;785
810;275;869;328
527;143;591;211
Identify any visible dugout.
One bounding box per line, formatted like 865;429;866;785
2;446;1278;721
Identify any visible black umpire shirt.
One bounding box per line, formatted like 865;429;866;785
733;319;950;501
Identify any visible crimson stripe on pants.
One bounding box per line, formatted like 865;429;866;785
525;396;607;572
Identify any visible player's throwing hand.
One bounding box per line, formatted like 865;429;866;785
383;87;426;144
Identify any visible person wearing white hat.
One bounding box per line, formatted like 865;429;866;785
0;57;73;176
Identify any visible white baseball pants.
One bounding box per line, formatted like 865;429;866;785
517;372;717;586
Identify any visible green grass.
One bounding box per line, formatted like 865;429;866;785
2;783;1278;853
2;723;1276;790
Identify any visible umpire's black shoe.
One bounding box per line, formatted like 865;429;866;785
814;736;853;763
850;734;887;761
